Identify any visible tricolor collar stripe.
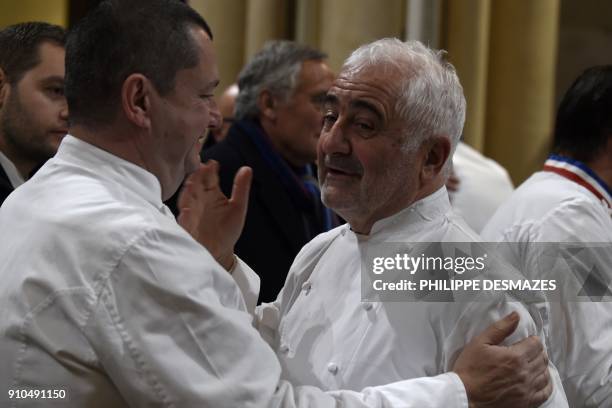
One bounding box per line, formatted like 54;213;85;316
548;154;612;193
546;157;612;202
544;155;612;207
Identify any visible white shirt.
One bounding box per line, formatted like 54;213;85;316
0;135;480;408
449;142;514;233
256;187;567;407
482;171;612;407
0;149;25;188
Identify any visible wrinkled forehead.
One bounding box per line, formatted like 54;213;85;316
328;64;406;118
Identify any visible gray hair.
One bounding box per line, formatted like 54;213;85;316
235;40;327;120
342;39;466;158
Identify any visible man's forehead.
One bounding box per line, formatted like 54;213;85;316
25;42;65;78
183;27;219;86
295;59;333;91
327;69;398;110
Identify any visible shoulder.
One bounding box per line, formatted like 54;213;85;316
288;225;346;272
484;172;611;242
295;225;345;257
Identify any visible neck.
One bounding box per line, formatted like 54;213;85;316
70;124;142;167
587;156;612;189
557;148;612;189
259;118;308;167
346;180;444;235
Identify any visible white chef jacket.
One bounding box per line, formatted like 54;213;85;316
449;142;514;233
256;187;567;407
482;171;612;407
0;135;473;408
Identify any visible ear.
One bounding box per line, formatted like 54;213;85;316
257;90;277;122
0;68;10;110
420;134;452;183
121;73;152;129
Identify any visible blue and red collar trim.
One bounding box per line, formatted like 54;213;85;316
543;154;612;209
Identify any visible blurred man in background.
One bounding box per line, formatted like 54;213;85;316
206;82;238;145
203;40;337;302
0;22;67;205
448;141;514;232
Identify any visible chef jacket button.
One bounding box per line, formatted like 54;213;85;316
327;362;339;375
279;344;290;353
362;302;373;311
341;229;346;236
302;281;312;294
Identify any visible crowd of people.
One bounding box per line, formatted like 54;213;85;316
0;0;610;406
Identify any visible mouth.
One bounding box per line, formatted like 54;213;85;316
321;155;364;182
325;165;361;180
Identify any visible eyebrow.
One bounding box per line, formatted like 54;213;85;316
324;93;339;106
350;99;383;122
324;93;384;122
204;79;220;91
39;75;64;84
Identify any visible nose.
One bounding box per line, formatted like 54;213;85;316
207;98;222;129
59;100;69;123
320;119;350;156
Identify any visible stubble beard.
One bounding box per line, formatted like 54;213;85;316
1;91;55;165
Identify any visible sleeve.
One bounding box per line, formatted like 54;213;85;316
85;227;470;408
442;297;569;407
270;373;467;408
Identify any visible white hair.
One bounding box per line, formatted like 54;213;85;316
342;39;466;159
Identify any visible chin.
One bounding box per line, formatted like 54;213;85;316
49;138;62;148
321;189;348;212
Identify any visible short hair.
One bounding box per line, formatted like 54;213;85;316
342;39;466;155
553;65;612;162
0;22;66;85
65;0;213;128
234;40;327;120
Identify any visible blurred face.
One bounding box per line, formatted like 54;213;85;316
268;59;334;167
210;83;238;143
0;42;68;175
318;65;424;233
149;27;221;199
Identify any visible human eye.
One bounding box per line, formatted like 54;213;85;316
322;111;337;131
352;116;377;137
46;85;64;98
355;121;374;131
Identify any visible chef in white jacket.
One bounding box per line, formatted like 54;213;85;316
246;39;567;407
482;66;612;407
0;2;556;407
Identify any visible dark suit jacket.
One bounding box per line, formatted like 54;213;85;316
203;121;322;303
0;163;14;206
